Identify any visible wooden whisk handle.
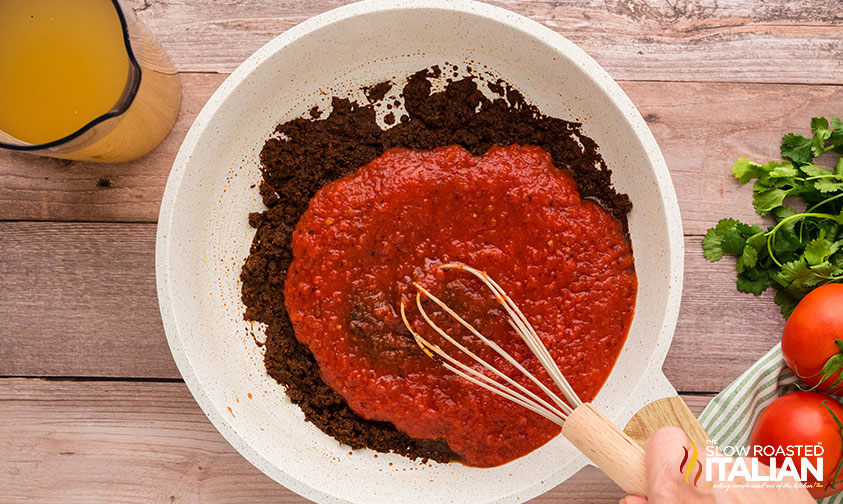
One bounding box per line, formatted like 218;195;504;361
562;403;648;497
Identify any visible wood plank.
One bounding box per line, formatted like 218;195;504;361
639;81;843;236
0;222;178;379
122;0;843;83
0;378;713;504
0;222;785;393
670;235;786;393
2;78;841;228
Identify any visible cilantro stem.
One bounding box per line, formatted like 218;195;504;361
789;174;843;185
800;192;843;241
766;212;838;268
805;174;843;181
816;272;843;281
807;193;843;214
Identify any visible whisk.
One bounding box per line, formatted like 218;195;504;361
399;262;693;497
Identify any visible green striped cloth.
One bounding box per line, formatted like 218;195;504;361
698;343;840;502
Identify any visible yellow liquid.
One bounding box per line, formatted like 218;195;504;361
0;0;130;144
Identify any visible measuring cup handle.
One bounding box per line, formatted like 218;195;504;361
562;402;648;497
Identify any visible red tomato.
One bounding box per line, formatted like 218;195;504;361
749;391;843;498
782;284;843;395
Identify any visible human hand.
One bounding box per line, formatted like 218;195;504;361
620;427;814;504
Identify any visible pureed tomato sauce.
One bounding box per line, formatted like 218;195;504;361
284;145;636;467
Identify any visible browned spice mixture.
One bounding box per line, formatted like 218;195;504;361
240;66;631;463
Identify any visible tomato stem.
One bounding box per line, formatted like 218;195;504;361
794;347;843;394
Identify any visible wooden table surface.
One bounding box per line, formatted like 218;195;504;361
1;1;841;502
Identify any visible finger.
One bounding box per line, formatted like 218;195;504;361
645;427;692;480
620;496;648;504
643;427;697;498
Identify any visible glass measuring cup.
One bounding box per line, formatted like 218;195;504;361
0;0;181;163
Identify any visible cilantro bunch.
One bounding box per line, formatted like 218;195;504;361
703;117;843;318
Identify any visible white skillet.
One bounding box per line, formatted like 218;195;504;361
156;1;684;502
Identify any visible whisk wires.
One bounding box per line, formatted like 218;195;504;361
399;262;583;426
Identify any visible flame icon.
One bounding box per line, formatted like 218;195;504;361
679;441;703;486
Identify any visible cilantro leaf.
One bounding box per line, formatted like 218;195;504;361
753;188;789;215
774;290;800;318
721;229;746;254
816;220;841;244
831;118;843;155
813;117;832;139
782;133;814;164
752;162;798;194
800;162;843;193
812;262;838;280
715;218;739;233
833;134;843;155
812;117;833;156
772;206;797;225
736;222;763;237
799;163;828;178
746;232;767;251
737;245;759;273
737;268;769;295
816;178;843;193
732;158;763;184
703;228;724;261
773;258;809;290
774;258;835;292
804;237;832;266
818;259;838;269
772;227;803;258
766;161;798;179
